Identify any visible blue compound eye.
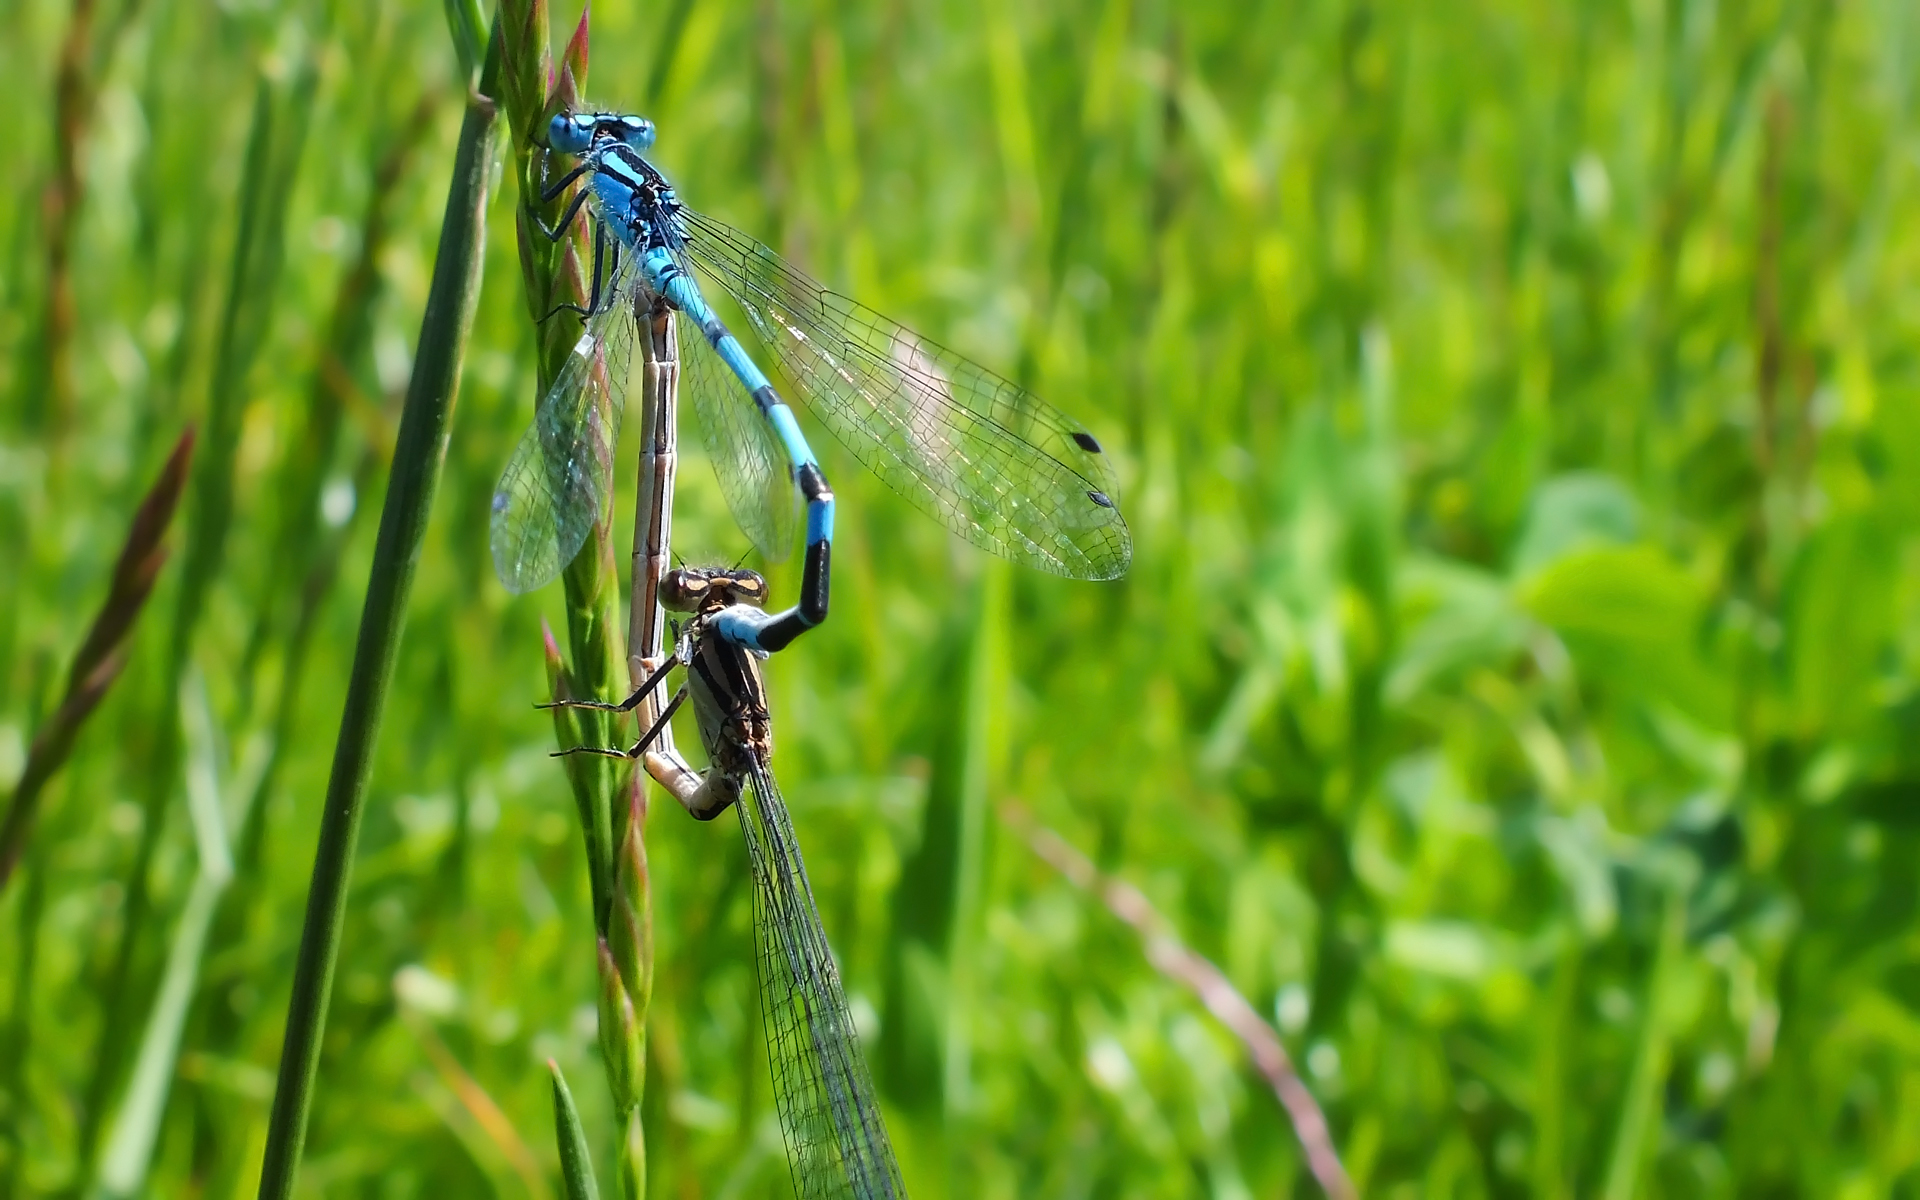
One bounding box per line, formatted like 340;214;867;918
548;112;595;153
615;115;656;149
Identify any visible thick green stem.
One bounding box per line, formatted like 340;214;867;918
253;30;501;1200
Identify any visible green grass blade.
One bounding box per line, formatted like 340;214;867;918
90;671;237;1199
0;860;50;1190
1601;879;1687;1200
547;1060;601;1200
942;559;1006;1120
0;426;192;890
89;874;222;1200
253;25;503;1200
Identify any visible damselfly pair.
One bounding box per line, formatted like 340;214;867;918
489;111;1132;616
493;109;1131;1199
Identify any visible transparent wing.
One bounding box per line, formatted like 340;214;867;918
489;281;637;593
741;761;906;1200
677;208;1132;581
678;307;799;562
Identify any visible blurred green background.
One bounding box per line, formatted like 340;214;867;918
5;0;1920;1195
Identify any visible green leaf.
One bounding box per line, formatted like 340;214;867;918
1520;543;1726;724
1509;471;1639;578
1521;544;1700;644
1783;512;1898;737
548;1060;601;1200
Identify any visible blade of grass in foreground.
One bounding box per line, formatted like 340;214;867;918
253;25;502;1200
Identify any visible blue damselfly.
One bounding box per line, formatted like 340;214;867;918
492;110;1131;656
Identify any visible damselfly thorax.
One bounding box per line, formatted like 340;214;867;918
662;567;773;818
588;142;680;250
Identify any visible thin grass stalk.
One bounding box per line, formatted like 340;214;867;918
0;862;49;1197
33;0;146;447
0;427;194;890
253;26;502;1200
34;0;97;443
497;6;655;1192
1600;878;1686;1200
164;74;282;683
91;673;258;1200
607;776;652;1199
942;560;1006;1121
498;0;625;925
538;623;650;1199
1004;805;1357;1200
407;1013;553;1200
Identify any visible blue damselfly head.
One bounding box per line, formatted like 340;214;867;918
548;111;656;153
662;566;769;614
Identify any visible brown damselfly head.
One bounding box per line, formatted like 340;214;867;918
661;566;769;614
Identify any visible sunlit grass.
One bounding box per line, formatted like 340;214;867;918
5;0;1920;1197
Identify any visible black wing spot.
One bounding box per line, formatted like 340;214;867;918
1088;490;1114;509
1072;431;1104;454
